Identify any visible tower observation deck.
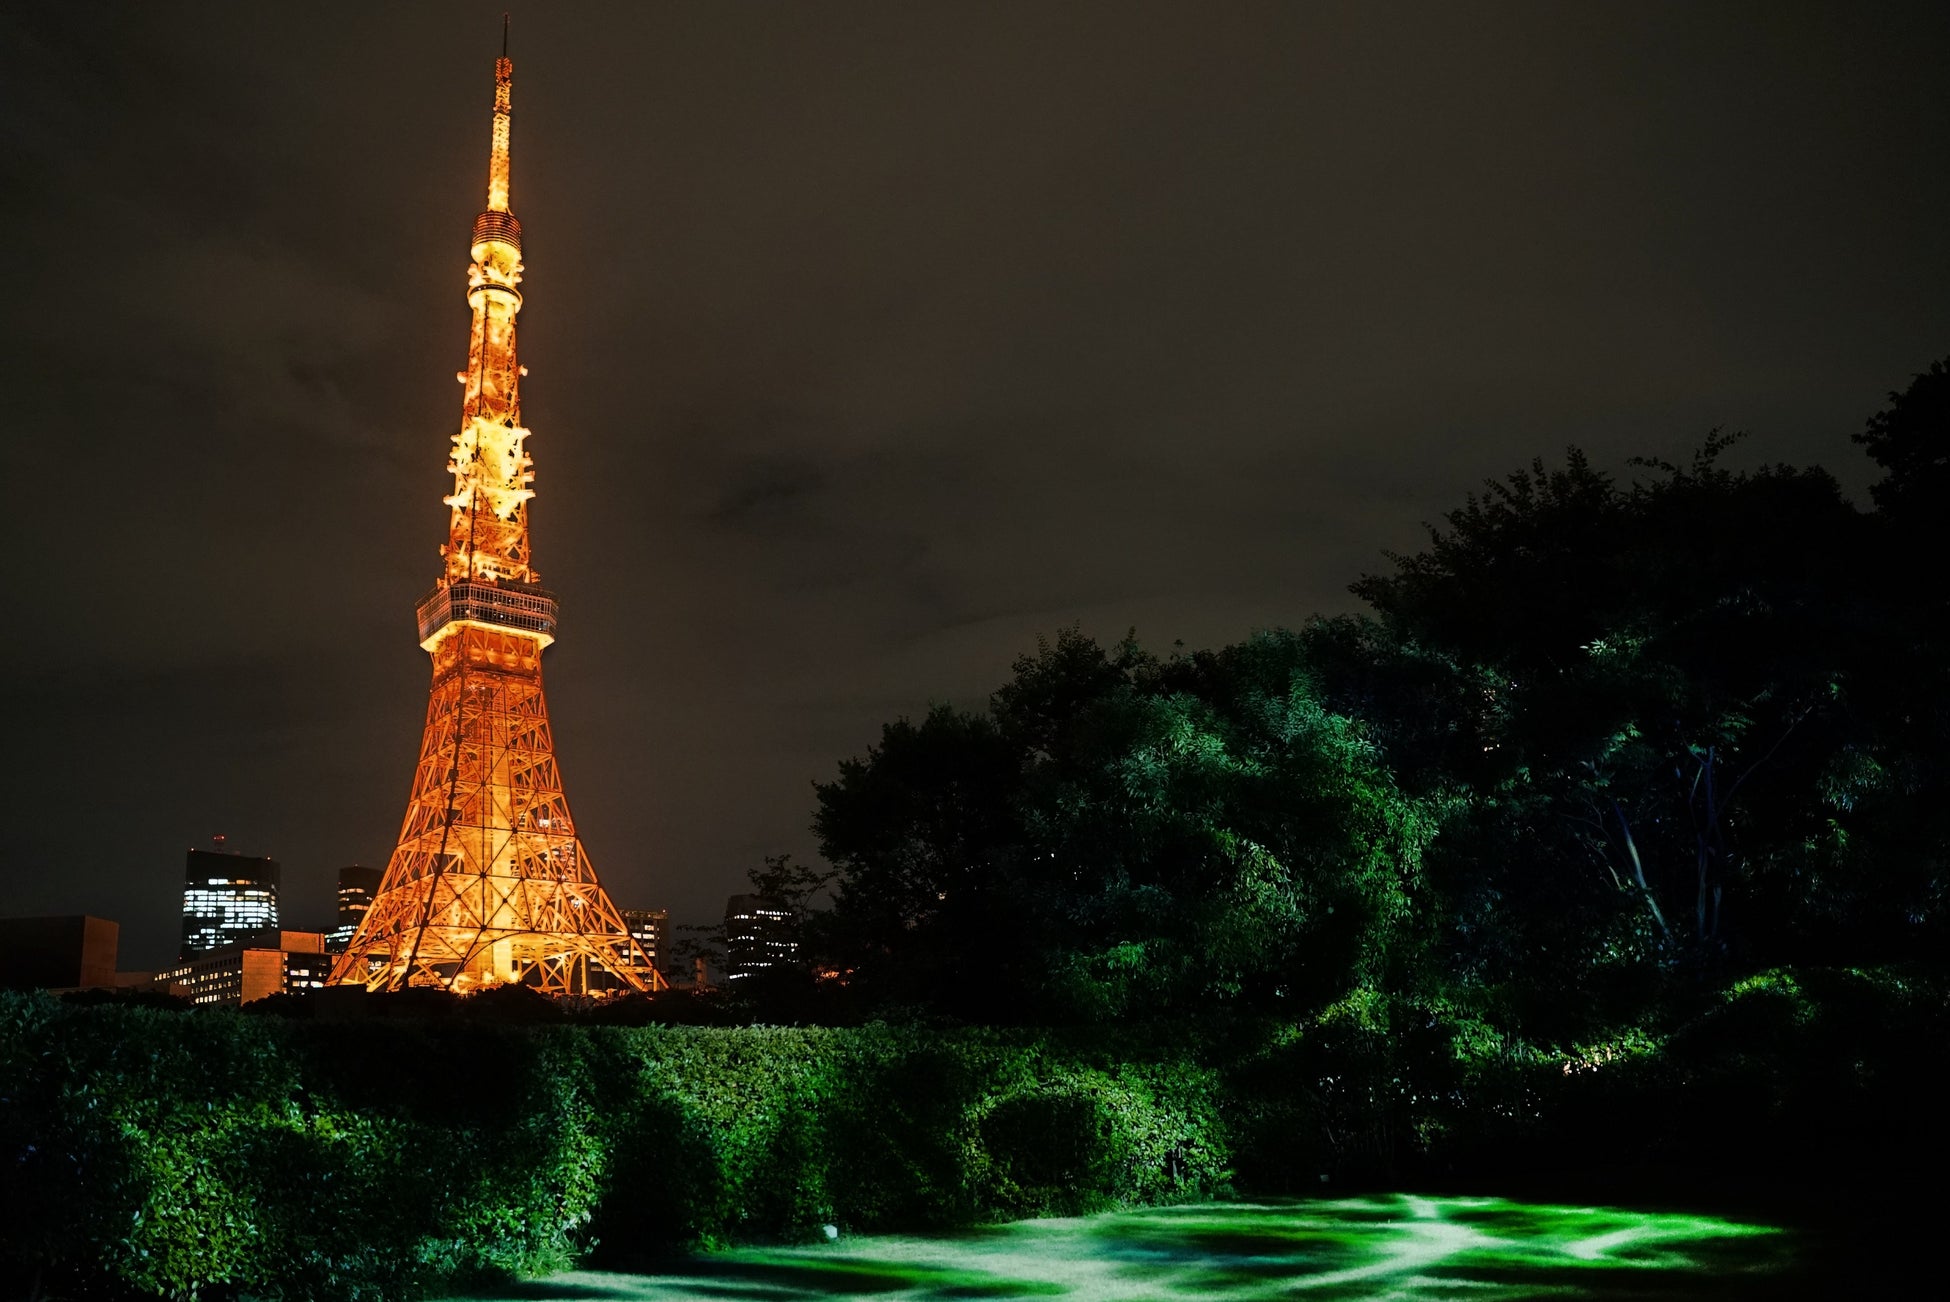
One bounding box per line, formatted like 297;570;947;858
330;34;653;998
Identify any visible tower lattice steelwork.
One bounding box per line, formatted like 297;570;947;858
331;38;655;997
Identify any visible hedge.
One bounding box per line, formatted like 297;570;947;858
0;999;1229;1300
4;966;1945;1300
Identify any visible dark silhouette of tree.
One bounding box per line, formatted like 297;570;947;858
1333;426;1945;1022
1854;355;1949;524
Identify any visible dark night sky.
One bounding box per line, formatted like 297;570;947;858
4;2;1946;969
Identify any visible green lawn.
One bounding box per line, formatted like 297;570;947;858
452;1195;1792;1300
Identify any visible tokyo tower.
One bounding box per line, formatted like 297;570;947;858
331;34;654;997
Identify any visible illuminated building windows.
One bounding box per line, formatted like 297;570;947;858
328;866;381;953
623;908;668;974
179;849;281;960
156;932;330;1007
723;894;800;981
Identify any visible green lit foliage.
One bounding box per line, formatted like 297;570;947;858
582;1024;841;1252
972;1060;1223;1219
0;996;1232;1296
0;1003;634;1300
816;630;1437;1022
0;994;301;1299
577;1023;1229;1248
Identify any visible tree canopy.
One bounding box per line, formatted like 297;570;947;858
784;356;1949;1035
813;631;1435;1022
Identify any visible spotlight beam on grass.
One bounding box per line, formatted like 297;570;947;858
447;1195;1788;1301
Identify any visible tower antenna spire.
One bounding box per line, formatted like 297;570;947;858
486;25;515;214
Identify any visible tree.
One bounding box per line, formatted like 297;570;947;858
746;853;836;924
816;630;1436;1021
1853;356;1950;525
1339;432;1941;1010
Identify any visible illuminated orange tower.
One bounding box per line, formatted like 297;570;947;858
332;35;654;997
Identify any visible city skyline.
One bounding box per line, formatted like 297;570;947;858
6;3;1949;968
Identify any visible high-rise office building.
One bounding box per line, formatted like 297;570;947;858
329;866;382;953
723;894;799;982
622;908;668;976
180;847;280;959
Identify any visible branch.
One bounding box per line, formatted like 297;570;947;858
1611;800;1671;946
1725;703;1815;804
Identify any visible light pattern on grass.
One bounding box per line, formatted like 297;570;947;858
458;1194;1789;1300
